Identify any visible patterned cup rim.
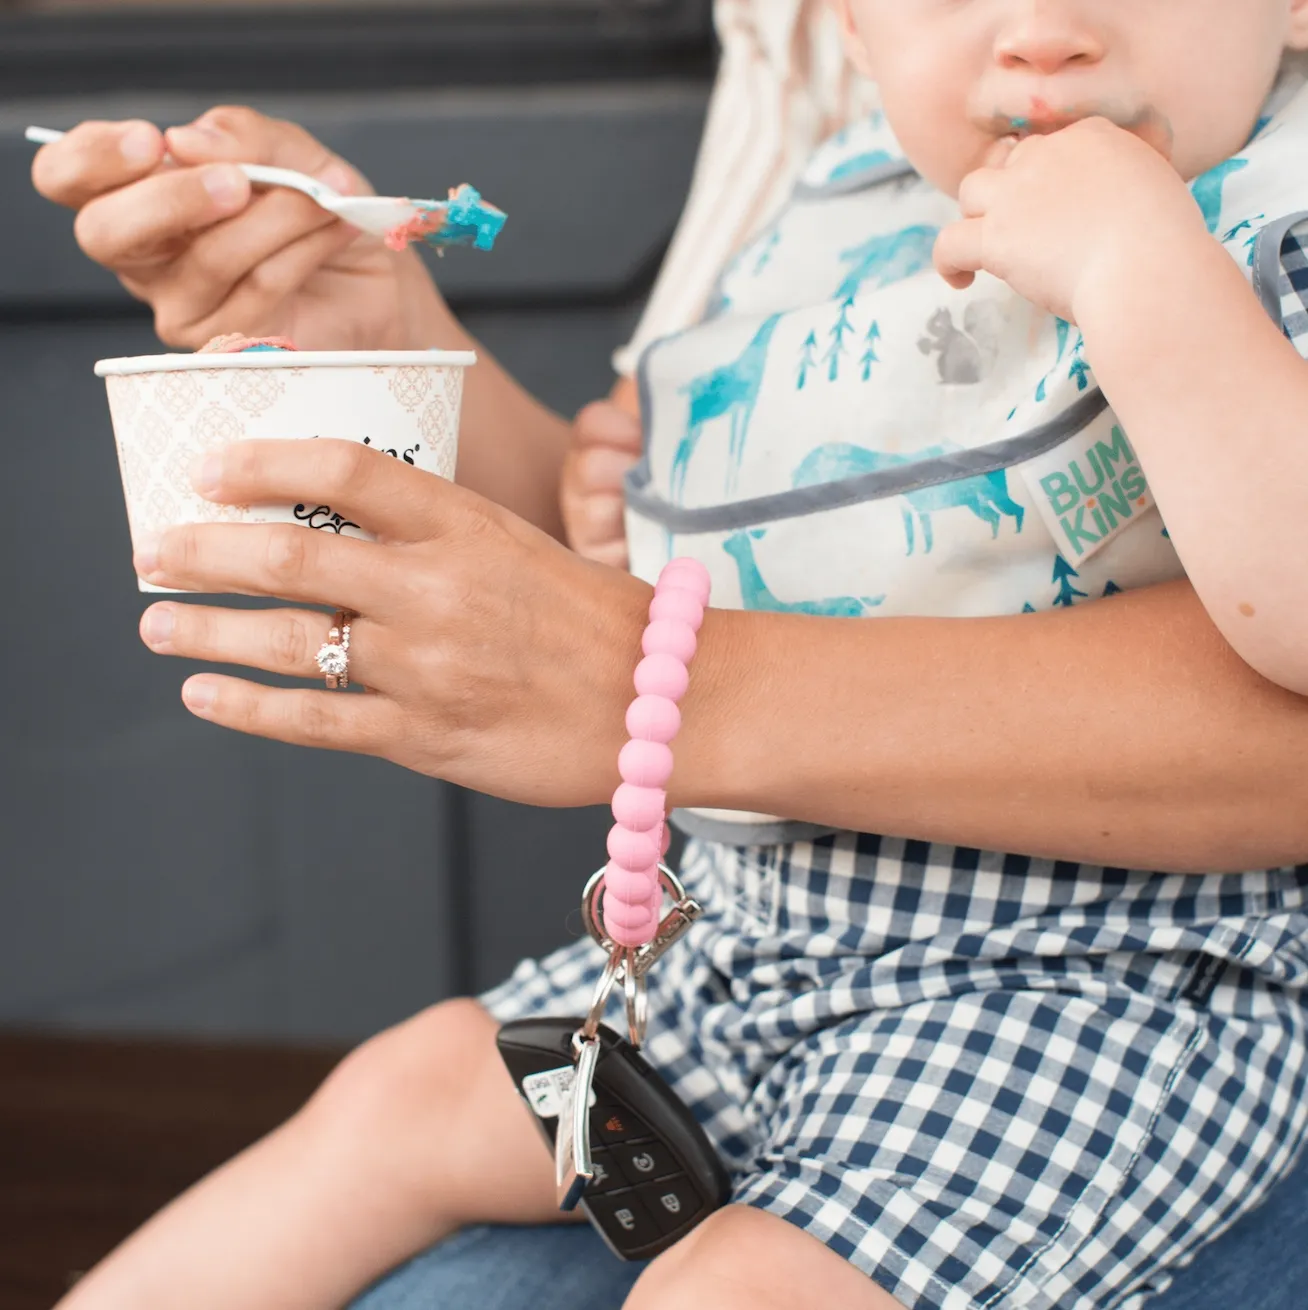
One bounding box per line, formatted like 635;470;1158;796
95;350;477;376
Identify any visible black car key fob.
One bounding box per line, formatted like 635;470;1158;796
497;1016;732;1261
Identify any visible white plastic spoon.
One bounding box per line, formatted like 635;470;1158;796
23;125;502;248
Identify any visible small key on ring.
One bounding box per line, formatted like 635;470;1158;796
554;1032;601;1210
555;942;624;1210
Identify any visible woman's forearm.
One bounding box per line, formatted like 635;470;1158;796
399;254;572;539
678;579;1308;872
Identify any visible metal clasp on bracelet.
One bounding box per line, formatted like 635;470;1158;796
580;864;703;979
576;864;702;1049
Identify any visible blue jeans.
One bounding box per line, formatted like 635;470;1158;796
351;1149;1308;1309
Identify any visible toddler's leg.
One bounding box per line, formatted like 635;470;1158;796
626;1207;896;1310
56;998;584;1310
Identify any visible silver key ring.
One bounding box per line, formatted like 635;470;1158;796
623;953;648;1047
576;942;626;1048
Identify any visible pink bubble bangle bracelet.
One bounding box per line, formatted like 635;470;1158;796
600;558;712;950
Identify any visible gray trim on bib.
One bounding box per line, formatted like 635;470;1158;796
701;160;920;321
1252;210;1308;330
792;155;918;201
701;206;788;323
625;387;1108;535
669;807;841;846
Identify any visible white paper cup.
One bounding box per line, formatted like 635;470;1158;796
94;349;475;592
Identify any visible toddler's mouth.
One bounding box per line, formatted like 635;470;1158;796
1008;118;1069;138
981;100;1172;151
1006;97;1080;137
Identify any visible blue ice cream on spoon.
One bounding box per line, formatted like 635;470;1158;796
382;183;507;253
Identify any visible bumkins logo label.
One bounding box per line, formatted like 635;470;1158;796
1022;422;1154;561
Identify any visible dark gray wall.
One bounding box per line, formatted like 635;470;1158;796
0;81;707;1044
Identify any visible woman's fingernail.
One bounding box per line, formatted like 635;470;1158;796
135;532;161;576
183;680;216;714
191;452;223;497
171;119;225;145
202;164;247;209
120;124;159;166
165;125;206;156
317;161;357;196
984;136;1018;168
141;606;175;650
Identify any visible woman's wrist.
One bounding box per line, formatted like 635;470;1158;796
393;249;467;351
585;566;740;817
668;604;758;814
601;560;713;945
390;248;573;534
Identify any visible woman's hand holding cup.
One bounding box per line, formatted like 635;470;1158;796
134;438;669;807
31;106;438;351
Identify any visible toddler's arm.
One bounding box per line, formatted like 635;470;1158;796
560;388;644;567
1075;219;1308;694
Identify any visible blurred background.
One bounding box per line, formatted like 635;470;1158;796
0;1;713;1302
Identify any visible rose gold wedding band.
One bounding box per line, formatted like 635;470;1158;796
315;609;354;691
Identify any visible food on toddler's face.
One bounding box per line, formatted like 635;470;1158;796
199;334;299;354
383;183;507;253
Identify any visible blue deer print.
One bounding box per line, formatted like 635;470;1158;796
835;224;940;302
1191;157;1249;233
723;530;884;615
792;442;1025;555
1221;215;1263;266
671;314;783;502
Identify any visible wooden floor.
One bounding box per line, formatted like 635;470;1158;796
0;1032;343;1310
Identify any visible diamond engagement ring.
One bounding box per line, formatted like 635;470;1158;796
316;610;354;690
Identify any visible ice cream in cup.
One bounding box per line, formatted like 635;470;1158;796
94;337;475;592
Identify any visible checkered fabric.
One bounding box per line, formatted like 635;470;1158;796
481;831;1308;1310
1278;219;1308;347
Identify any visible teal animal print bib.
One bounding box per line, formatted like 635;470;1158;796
624;62;1308;838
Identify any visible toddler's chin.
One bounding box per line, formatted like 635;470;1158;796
915;137;999;195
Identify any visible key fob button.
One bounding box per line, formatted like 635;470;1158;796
636;1175;701;1236
612;1139;680;1186
586;1189;662;1252
582;1148;623;1195
592;1104;653;1145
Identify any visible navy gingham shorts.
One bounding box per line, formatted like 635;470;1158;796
479;835;1308;1309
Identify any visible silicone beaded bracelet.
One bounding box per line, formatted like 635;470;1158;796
601;558;711;949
